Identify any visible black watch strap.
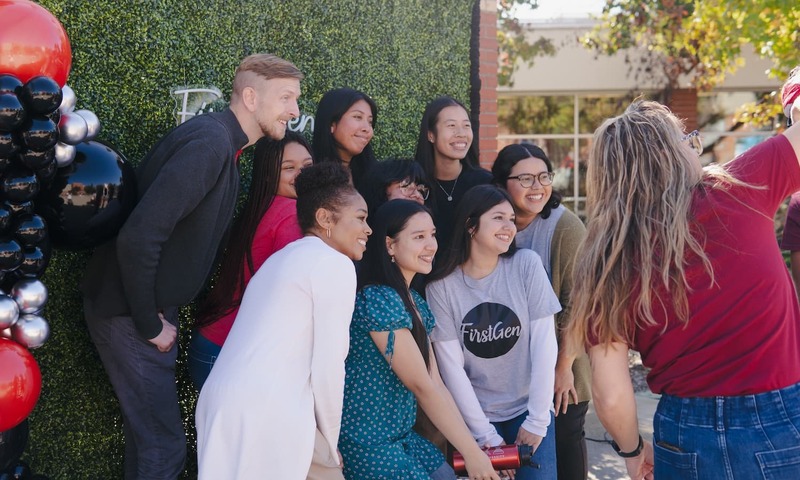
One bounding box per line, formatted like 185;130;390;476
611;434;644;458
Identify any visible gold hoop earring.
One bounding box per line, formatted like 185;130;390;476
326;228;331;239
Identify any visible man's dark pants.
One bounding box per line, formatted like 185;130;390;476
84;298;185;480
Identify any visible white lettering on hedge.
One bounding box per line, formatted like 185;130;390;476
171;86;316;132
288;115;314;133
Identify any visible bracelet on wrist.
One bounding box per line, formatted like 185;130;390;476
611;434;644;458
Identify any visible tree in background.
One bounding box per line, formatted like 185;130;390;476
583;0;799;126
498;0;556;86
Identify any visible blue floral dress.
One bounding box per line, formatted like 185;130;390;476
339;285;446;479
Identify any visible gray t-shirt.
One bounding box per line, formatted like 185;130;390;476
427;249;561;422
514;204;566;281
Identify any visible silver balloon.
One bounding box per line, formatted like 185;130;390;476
58;112;88;145
11;314;50;349
11;279;48;314
75;109;101;140
0;294;20;330
55;141;77;167
59;85;77;113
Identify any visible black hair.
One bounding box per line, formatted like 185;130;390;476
491;142;562;219
413;96;480;183
197;131;312;326
295;161;358;232
429;185;517;281
312;87;378;190
359;199;433;369
358;158;429;214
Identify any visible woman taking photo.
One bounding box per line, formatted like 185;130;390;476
414;96;492;253
339;199;499;480
313;87;377;189
492;143;591;480
189;131;313;389
427;185;561;480
196;162;372;480
359;158;430;212
566;98;800;480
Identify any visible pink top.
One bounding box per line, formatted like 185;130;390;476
200;195;302;346
630;135;800;396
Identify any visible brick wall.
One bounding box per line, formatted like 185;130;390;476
669;88;698;132
477;0;498;168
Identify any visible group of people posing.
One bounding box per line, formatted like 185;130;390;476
189;86;587;480
81;52;800;480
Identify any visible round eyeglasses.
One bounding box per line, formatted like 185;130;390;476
399;182;430;200
507;172;555;188
682;130;703;155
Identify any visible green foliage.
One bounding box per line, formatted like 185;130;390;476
27;1;473;477
584;0;800;93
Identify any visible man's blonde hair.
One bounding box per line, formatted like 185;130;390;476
232;53;303;96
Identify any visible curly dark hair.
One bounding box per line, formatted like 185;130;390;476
295;161;358;232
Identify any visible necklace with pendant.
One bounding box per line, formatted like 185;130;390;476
436;176;459;202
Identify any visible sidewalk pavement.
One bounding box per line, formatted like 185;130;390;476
585;391;660;480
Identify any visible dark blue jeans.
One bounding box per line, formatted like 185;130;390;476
83;298;185;480
654;382;800;479
187;329;222;390
492;411;557;480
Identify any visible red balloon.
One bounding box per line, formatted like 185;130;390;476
0;337;41;431
0;0;72;87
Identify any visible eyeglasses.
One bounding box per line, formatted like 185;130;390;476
507;172;554;188
399;181;430;200
682;130;703;155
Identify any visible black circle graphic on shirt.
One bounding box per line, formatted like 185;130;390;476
461;302;521;359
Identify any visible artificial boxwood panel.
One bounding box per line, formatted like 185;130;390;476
29;0;473;477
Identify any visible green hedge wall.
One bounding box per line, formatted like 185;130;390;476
29;1;473;477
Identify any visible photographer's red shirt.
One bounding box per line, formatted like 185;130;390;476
631;135;800;396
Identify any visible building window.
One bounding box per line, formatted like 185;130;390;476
498;91;779;217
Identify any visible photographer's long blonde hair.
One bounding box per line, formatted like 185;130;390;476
566;101;740;352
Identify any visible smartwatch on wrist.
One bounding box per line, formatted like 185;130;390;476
611;434;644;458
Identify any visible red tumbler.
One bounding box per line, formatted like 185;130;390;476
451;444;537;474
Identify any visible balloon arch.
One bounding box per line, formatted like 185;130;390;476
0;1;136;476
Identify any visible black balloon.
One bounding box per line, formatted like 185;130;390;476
35;159;57;186
0;95;25;133
14;215;46;247
0;133;20;159
0;76;22;96
19;118;57;152
0;158;10;174
0;238;22;272
3;201;33;217
0;419;28;471
17;246;48;279
16;149;54;171
19;77;61;116
36;140;137;249
46;110;60;125
0;207;11;234
2;170;39;204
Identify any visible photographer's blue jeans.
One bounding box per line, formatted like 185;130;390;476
492;411;557;480
187;329;222;390
653;382;800;479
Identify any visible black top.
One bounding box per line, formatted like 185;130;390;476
81;109;248;339
426;167;493;257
